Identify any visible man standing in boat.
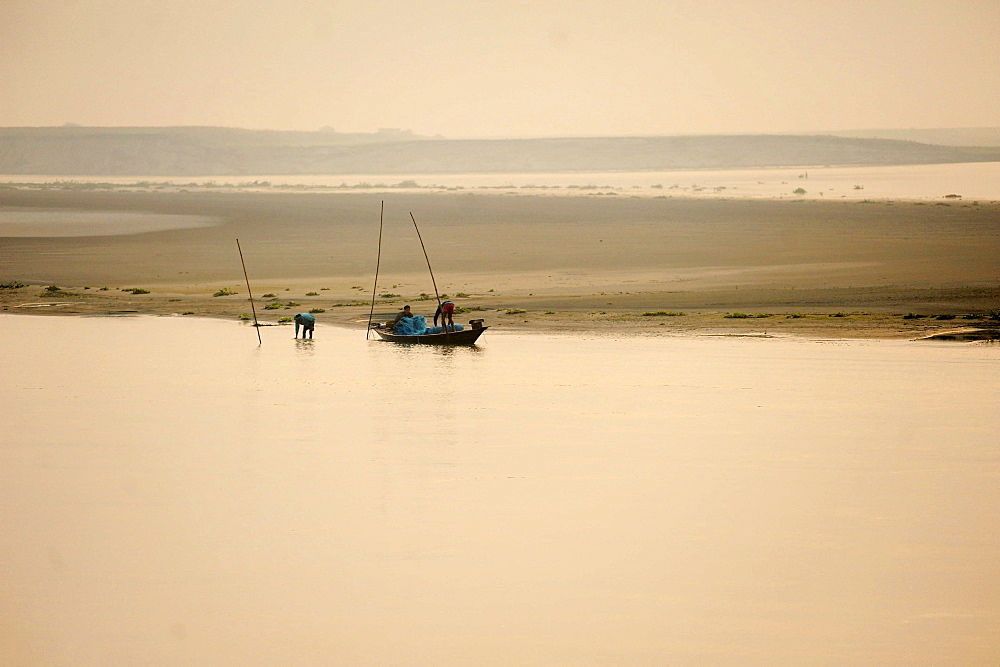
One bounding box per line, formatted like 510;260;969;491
294;312;315;339
434;300;456;330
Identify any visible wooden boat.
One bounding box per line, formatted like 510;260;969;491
367;206;489;346
369;319;488;346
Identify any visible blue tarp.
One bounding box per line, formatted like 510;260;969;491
392;315;426;335
392;315;464;336
423;324;464;334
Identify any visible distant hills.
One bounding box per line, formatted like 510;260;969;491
821;127;1000;147
1;126;998;176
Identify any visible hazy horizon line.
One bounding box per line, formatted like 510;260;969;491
5;124;1000;142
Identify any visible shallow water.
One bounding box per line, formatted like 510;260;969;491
4;162;1000;200
0;207;218;237
2;315;998;664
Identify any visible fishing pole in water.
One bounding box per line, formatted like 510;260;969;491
236;238;262;345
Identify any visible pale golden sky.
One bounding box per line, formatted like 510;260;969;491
2;0;998;137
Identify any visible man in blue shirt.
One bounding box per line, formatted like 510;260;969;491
294;312;315;339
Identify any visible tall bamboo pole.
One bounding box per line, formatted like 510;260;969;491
366;201;385;339
409;211;448;336
236;238;262;345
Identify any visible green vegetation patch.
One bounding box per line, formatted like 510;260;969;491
41;285;79;297
213;287;237;297
0;281;27;289
724;312;752;319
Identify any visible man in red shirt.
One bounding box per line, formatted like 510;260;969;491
434;300;455;330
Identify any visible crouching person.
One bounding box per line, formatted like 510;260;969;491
294;312;315;339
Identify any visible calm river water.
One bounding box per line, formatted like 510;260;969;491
2;314;998;664
5;162;1000;200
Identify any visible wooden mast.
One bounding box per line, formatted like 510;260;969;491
409;211;449;337
366;201;385;339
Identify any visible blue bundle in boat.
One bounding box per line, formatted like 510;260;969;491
423;324;465;334
393;315;427;335
392;316;465;335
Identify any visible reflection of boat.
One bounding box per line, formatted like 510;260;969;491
369;319;488;345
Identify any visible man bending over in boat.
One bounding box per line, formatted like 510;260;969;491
294;312;315;339
434;300;455;330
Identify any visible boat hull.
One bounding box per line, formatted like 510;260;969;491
371;326;487;345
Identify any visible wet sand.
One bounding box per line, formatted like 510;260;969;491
1;189;998;338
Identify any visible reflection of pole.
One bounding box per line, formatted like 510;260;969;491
236;238;262;345
410;211;448;337
366;201;384;339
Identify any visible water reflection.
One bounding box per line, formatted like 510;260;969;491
371;340;487;357
2;315;998;664
293;338;316;356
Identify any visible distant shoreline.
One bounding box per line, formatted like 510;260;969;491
3;161;1000;202
3;128;999;177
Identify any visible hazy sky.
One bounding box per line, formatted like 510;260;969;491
2;0;998;137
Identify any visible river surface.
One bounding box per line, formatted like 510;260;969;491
2;315;998;664
4;162;1000;200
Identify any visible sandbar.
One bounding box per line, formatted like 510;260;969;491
1;189;997;339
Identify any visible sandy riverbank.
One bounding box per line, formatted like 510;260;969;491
2;189;998;338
